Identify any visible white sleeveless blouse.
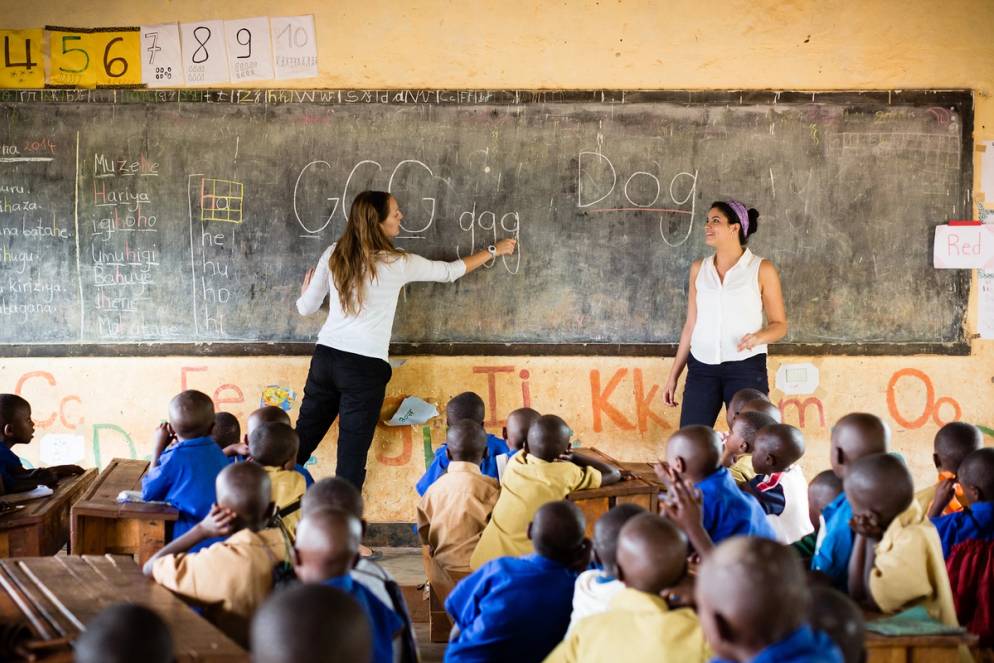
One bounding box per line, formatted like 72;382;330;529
690;248;767;366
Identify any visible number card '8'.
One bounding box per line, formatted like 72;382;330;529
0;29;45;88
47;27;141;88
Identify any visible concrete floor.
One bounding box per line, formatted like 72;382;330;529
377;546;447;663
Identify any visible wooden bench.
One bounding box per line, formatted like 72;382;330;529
0;469;97;557
568;448;660;535
0;554;245;661
71;459;178;567
865;630;979;662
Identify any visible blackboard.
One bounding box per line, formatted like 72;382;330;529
0;89;972;356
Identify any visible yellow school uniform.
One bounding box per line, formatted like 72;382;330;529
543;588;709;663
265;466;307;535
728;453;756;484
151;527;287;646
914;472;965;517
470;453;601;569
417;461;500;595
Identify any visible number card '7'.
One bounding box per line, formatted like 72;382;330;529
46;27;141;88
0;29;45;88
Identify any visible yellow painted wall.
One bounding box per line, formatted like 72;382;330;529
2;0;994;521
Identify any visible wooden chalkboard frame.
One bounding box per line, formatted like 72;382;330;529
0;88;973;357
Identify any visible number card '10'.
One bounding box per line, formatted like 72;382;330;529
46;26;141;88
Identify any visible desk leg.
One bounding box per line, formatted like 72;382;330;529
72;516;107;556
137;520;168;568
866;646;908;663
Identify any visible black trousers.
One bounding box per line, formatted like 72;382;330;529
679;352;769;428
295;344;392;491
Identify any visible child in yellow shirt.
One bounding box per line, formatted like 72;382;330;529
249;421;307;536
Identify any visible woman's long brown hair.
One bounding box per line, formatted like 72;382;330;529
329;191;403;315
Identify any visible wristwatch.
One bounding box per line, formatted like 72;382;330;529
487;244;497;257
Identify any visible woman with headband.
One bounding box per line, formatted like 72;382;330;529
662;200;788;427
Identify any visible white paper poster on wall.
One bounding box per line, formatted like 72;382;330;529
180;20;229;85
140;23;184;87
775;362;820;396
979;270;994;340
271;15;318;79
224;17;274;82
40;434;85;466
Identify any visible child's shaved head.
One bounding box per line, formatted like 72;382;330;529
529;500;588;567
738;399;782;424
726;388;770;428
213;412;241;449
0;393;32;445
808;587;865;663
845;454;913;529
830;413;890;479
446;392;486;425
525;414;572;462
505;407;540;451
956;447;994;504
752;424;805;475
446;419;488;464
934;422;983;474
697;537;809;660
808;470;844;531
216;462;272;527
616;513;687;595
74;603;173;663
0;394;29;428
249;422;300;467
247;406;291;436
665;425;722;481
728;411;778;457
293;508;363;583
592;503;645;577
168;390;215;439
302;477;363;519
251;583;372;663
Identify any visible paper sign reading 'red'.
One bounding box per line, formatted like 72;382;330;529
933;224;994;269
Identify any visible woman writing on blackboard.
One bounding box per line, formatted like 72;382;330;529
295;190;516;492
663;200;787;427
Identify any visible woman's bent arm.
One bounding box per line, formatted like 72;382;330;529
664;261;701;407
297;246;332;315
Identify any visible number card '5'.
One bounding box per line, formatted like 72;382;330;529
0;30;44;88
47;27;141;88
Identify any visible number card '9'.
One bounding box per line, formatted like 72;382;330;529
0;29;45;88
46;27;141;88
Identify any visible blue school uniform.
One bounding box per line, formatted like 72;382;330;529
295;463;315;487
0;444;25;486
444;553;578;663
323;574;403;663
696;467;777;544
811;492;854;590
141;436;229;541
933;501;994;558
711;625;843;663
416;434;509;496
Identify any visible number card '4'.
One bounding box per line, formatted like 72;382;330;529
0;29;44;88
140;23;184;87
224;17;274;82
180;21;229;85
46;26;141;88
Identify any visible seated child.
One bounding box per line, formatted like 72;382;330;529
548;513;708;663
141;390;230;540
0;394;84;493
251;583;372;663
566;503;645;630
696;537;844;663
416;392;510;495
654;425;776;552
846;454;960;633
293;508;403;663
74;603;173;663
251;406;314;487
470;415;620;568
934;447;994;557
744;423;813;544
738;397;783;423
721;411;777;484
811;412;889;590
497;407;540;481
919;422;983;518
144;462;288;646
792;469;843;562
249;422;307;535
417;420;500;599
808;587;865;663
212;412;245;461
446;501;590;662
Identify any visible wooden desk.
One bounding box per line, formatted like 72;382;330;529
865;630;977;662
71;459;178;566
0;554;245;661
568;448;660;536
0;470;97;557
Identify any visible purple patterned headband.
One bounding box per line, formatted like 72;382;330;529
727;200;750;236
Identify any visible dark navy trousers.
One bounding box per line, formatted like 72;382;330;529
679;352;769;428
